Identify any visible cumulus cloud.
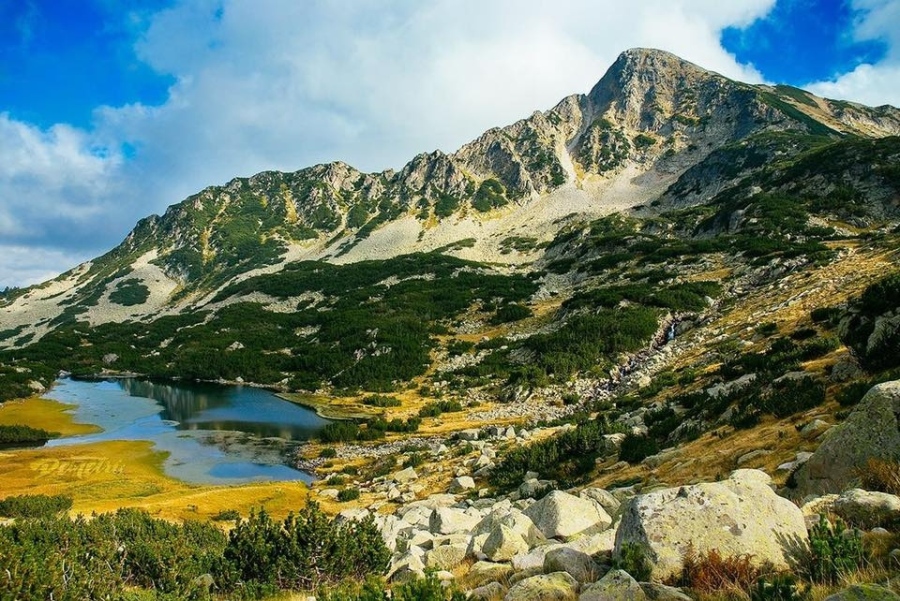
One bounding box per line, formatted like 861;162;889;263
28;0;900;289
807;0;900;106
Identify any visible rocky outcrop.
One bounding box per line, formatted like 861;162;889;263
579;569;646;601
832;489;900;529
524;491;613;541
790;381;900;496
543;547;603;584
614;469;808;582
503;572;579;601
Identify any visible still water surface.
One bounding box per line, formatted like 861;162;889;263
45;378;330;485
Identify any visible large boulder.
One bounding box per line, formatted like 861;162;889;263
832;489;900;529
543;547;603;584
579;569;646;601
791;381;900;496
483;524;530;562
468;561;515;587
579;488;621;517
504;572;578;601
524;491;612;541
425;543;468;570
614;469;808;582
474;508;546;546
429;507;480;535
471;581;507;601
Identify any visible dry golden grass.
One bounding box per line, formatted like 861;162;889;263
0;396;321;522
0;438;314;522
0;395;99;436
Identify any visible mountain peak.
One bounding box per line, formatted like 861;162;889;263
589;48;724;102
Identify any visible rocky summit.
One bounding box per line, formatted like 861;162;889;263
2;48;900;600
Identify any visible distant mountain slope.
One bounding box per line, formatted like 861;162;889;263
1;48;899;400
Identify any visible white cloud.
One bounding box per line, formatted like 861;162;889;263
0;113;122;239
27;0;895;289
807;0;900;105
0;245;91;289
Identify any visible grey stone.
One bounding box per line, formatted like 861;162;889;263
429;507;480;535
614;469;808;582
639;582;693;601
791;381;900;496
483;524;529;562
471;581;507;601
543;546;603;584
503;572;578;601
524;490;612;541
579;569;647;601
393;467;419;484
579;488;621;516
832;489;900;529
449;476;476;493
425;543;468;570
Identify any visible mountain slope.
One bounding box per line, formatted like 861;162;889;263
1;48;899;403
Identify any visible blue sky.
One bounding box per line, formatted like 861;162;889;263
1;0;899;288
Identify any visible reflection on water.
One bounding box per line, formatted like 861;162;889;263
118;379;329;440
44;378;330;485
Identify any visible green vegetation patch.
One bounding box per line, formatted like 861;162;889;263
0;494;72;519
471;178;509;212
108;278;150;306
6;253;537;392
0;424;59;445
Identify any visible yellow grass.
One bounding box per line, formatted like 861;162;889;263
0;395;321;521
0;438;314;522
0;395;99;436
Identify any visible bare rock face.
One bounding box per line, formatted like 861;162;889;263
614;469;808;582
790;381;900;496
832;489;900;529
503;572;578;601
524;491;613;541
579;569;647;601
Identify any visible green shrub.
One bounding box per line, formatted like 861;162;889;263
490;417;622;490
361;395;401;408
805;515;864;584
491;303;533;324
618;433;659;464
810;307;840;324
761;376;826;418
109;278;150;306
403;453;426;469
220;502;390;591
321;422;361;443
0;494;72;519
338;488;361;502
393;572;466;601
757;322;778;336
211;509;241;521
751;575;809;601
0;424;59;444
614;542;653;582
0;509;225;600
836;380;872;407
320;447;338;458
418;400;463;418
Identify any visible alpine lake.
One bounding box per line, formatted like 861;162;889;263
43;377;331;485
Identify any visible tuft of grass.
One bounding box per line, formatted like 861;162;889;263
858;458;900;496
675;545;761;596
